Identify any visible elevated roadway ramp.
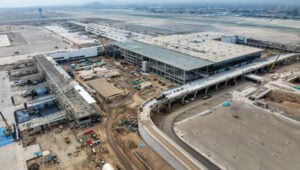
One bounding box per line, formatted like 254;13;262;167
163;53;299;100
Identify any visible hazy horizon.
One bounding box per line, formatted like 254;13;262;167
1;0;300;8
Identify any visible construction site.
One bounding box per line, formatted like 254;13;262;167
0;8;299;170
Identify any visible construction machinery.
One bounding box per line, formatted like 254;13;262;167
64;136;70;144
268;53;281;73
0;112;11;136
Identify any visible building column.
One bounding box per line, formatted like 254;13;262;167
168;100;173;109
205;87;209;94
181;95;186;104
194;91;198;99
156;104;160;114
225;80;229;86
215;84;219;90
183;71;186;84
233;77;237;85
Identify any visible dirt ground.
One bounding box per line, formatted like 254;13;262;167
59;57;173;169
267;101;300;116
26;123;122;170
273;60;300;73
111;106;172;170
102;58;173;169
265;90;300;117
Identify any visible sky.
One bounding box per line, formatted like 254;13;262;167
1;0;299;8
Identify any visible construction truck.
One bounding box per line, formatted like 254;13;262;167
0;112;11;136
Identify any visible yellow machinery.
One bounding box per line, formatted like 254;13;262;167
268;53;281;73
0;112;11;136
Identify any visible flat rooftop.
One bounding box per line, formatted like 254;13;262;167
138;32;263;63
174;100;300;170
69;21;152;42
0;34;10;47
0;143;41;170
87;23;152;42
0;25;71;58
113;41;213;71
44;25;96;45
87;78;124;98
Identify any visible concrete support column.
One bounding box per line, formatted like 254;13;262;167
225;80;229;86
205;87;209;94
181;95;186;105
233;77;237;85
215;84;219;90
194;91;198;99
156;104;160;114
168;100;173;109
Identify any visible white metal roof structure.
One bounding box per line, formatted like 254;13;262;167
44;25;97;45
113;41;213;71
0;34;10;47
68;21;152;42
138;32;263;63
74;85;96;104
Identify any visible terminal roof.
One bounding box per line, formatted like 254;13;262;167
113;41;213;71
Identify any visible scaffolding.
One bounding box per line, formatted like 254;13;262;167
20;73;44;83
27;94;56;108
10;66;38;77
18;111;67;131
34;55;96;126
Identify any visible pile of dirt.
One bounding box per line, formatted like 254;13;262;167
266;90;300;103
266;90;300;116
267;101;300;116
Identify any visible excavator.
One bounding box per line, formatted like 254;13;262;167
0;112;11;136
268;53;281;73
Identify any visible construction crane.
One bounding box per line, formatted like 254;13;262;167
268;53;281;73
0;112;11;136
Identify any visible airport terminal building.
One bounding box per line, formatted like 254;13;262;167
111;35;263;84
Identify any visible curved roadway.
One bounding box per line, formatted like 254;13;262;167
140;99;205;169
161;105;221;170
